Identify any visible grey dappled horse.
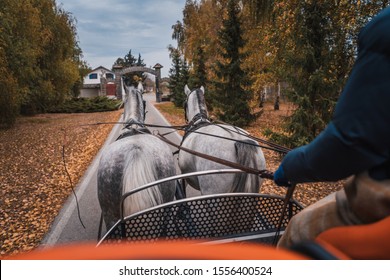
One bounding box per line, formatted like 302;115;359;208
178;85;266;195
97;83;176;230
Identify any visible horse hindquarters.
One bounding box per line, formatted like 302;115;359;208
225;140;266;233
98;137;176;231
232;139;266;193
121;143;176;218
97;149;124;231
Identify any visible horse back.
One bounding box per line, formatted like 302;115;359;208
179;124;266;194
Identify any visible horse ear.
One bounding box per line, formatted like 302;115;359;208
200;86;205;94
184;85;191;96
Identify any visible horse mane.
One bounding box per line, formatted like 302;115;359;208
123;85;145;126
121;147;164;215
184;85;209;124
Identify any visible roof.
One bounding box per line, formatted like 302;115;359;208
90;66;113;73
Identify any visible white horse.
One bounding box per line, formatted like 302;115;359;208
178;85;266;195
97;83;176;230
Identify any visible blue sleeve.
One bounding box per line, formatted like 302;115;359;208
281;121;389;183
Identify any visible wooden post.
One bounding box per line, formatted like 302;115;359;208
153;63;163;103
113;64;123;100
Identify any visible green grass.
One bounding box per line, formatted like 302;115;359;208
154;102;184;116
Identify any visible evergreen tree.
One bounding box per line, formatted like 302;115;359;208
270;1;353;146
124;49;137;66
283;1;334;145
213;0;254;127
136;53;145;66
168;46;187;107
265;0;389;147
190;45;207;89
115;50;146;86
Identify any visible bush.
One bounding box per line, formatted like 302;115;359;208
48;96;121;113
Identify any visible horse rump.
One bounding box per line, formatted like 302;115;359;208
231;139;264;193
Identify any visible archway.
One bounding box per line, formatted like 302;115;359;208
113;64;163;102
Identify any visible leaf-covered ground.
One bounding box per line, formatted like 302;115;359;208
0;110;122;258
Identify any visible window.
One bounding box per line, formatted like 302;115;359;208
89;73;98;79
106;73;114;79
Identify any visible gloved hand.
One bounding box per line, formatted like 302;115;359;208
273;165;291;187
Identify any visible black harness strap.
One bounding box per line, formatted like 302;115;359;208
181;118;211;144
116;118;151;141
116;127;151;141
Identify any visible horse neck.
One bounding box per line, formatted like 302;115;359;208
187;90;208;123
123;90;144;126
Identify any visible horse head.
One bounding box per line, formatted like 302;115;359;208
184;85;208;123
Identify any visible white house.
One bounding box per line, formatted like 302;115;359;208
80;66;117;98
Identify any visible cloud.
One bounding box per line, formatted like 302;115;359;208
58;0;185;77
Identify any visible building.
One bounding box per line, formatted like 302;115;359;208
80;66;117;98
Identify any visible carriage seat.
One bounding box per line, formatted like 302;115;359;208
312;215;390;259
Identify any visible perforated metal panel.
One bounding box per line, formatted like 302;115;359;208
99;193;303;245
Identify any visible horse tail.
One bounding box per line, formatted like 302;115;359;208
231;140;262;193
121;147;163;216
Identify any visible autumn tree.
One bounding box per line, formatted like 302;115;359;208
29;1;80;112
0;0;43;117
171;20;185;53
173;3;208;89
240;0;278;109
0;0;80;126
213;0;254;127
243;0;274;23
179;0;224;84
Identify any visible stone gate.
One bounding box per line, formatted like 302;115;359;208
113;63;163;102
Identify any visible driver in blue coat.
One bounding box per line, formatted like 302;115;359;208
274;6;390;248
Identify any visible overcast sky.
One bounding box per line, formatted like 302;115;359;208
58;0;186;77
